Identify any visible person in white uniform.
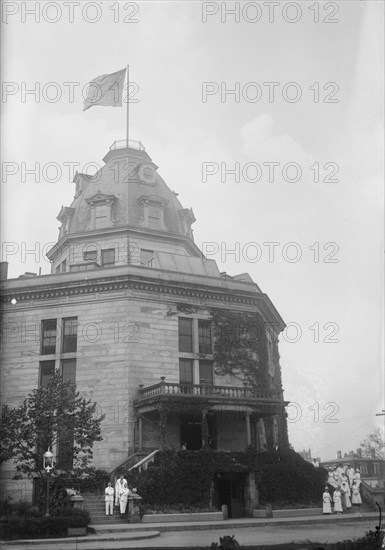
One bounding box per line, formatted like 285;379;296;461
104;482;114;516
322;487;332;514
115;474;128;506
119;483;130;515
333;488;343;514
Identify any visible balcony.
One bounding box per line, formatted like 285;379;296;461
134;377;286;416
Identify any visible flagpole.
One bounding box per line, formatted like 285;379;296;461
126;65;129;148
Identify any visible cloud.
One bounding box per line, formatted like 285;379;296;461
240;114;312;165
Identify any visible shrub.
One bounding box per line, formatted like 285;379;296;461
0;509;90;540
0;497;13;517
257;450;327;506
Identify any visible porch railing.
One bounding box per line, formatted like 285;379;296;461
136;380;282;401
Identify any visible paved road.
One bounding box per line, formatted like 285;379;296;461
0;518;375;549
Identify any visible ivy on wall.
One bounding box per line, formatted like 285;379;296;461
210;308;270;389
126;448;260;509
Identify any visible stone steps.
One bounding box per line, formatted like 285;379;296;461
83;493;129;525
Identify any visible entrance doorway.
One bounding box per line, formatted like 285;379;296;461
180;414;202;450
215;472;245;518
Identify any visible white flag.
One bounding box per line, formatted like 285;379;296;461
83;68;126;111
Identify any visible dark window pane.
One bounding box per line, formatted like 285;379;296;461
62;318;78;353
40;361;55;387
179;359;193;384
41;320;57;355
61;358;76;386
178;318;193;352
199;360;213;385
198;320;212;354
101;248;115;266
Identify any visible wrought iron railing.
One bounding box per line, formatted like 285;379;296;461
109;139;145;151
136;379;282;401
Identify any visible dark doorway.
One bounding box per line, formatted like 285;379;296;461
180;414;202;450
215;472;245;518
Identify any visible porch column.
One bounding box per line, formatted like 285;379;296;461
138;416;143;450
201;408;209;449
245;412;251;447
159;407;168;449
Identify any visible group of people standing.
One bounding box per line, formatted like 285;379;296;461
323;464;362;515
104;474;135;516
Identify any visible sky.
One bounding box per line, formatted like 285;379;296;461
1;0;384;461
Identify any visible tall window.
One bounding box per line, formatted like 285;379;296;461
41;320;57;355
199;360;213;385
101;248;115;267
61;359;77;386
178;318;193;352
39;361;55;386
198;321;212;354
179;359;193;385
95;205;108;228
148;206;161;229
62;318;78;353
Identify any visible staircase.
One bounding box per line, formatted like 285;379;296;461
83;450;159;524
83;492;128;524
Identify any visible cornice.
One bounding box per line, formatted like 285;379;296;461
0;269;285;329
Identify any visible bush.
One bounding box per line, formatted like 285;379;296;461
257;450;327;507
0;497;13;517
0;510;90;540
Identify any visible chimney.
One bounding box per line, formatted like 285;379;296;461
337;450;342;459
357;448;362;458
0;262;8;281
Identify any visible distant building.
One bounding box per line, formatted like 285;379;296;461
297;448;321;465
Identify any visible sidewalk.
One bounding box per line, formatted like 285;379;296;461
0;512;378;550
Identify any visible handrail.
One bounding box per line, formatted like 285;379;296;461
128;450;159;472
109;139;145;151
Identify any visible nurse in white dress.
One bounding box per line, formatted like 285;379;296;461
323;488;332;514
333;489;343;514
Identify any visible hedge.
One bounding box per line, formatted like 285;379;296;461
256;450;327;506
0;509;90;540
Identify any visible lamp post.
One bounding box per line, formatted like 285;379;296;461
43;449;54;517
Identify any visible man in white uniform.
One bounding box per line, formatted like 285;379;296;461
105;482;114;516
115;474;128;506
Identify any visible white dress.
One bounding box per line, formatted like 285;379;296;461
333;490;343;513
351;485;362;505
323;492;332;514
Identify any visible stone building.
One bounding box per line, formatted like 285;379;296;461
0;140;289;517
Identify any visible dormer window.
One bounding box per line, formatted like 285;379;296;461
148;206;161;230
138;195;168;231
95;205;108;229
86;192;117;230
57;206;75;239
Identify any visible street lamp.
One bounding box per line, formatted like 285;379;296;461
43;449;54;517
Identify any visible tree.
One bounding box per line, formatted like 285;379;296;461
0;372;105;484
359;428;385;460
